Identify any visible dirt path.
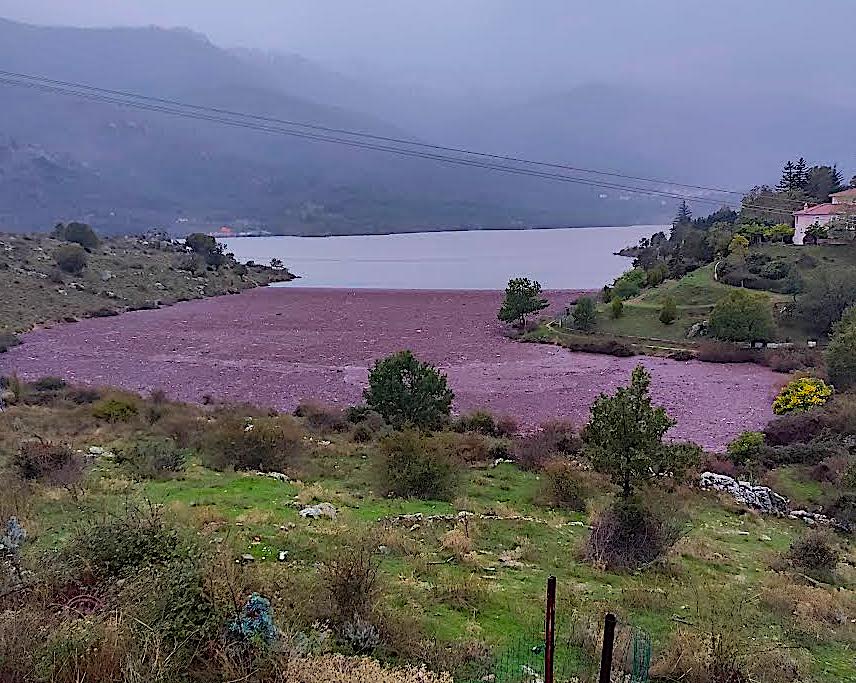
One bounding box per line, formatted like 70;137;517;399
0;288;781;450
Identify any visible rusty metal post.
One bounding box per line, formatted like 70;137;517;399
598;613;617;683
544;575;557;683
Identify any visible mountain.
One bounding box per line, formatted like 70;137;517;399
0;18;675;234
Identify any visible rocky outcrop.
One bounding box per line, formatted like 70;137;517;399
699;471;789;515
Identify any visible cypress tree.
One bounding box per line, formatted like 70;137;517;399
777;161;796;192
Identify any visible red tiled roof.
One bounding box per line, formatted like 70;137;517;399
831;188;856;200
794;203;838;216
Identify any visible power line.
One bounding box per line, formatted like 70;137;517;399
0;72;805;219
0;68;781;204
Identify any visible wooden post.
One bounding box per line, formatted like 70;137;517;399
598;613;617;683
544;576;557;683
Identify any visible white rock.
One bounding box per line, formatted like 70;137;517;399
299;502;337;520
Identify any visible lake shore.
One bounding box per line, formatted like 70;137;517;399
0;287;781;451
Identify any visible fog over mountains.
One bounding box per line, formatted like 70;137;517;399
0;3;853;234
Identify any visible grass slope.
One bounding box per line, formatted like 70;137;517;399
0;232;293;333
2;387;853;682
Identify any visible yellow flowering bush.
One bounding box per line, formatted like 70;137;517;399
772;377;833;415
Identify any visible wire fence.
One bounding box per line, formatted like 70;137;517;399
444;593;652;683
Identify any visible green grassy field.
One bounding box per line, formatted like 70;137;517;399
4;387;852;683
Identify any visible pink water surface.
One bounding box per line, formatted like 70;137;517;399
0;288;782;451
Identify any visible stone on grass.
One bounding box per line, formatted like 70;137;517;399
299;502;337;519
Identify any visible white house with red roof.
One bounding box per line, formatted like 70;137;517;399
793;188;856;245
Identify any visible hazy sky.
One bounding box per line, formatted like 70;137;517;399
1;0;854;98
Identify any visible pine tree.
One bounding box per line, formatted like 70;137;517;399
831;164;845;193
777;160;796;192
794;157;809;189
673;200;692;226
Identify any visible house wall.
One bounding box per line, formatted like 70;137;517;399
794;214;836;245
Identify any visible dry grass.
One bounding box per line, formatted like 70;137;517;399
279;655;453;683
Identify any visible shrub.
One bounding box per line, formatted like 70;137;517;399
561;336;635;357
0;330;21;353
727;431;766;466
572;296;597;331
541;459;587;511
494;415;518;437
92;396;139;422
785;531;839;581
761;435;847;467
116;437;188;480
31;376;67;392
200;415;304;472
452;410;497;436
826;492;856;528
295;401;349;433
612;268;646;299
60;504;187;582
53;243;88;274
610;297;624;319
513;420;581;471
364;350;454;430
793;266;856;334
826;325;856;392
375;430;460;500
658;296;677;325
709;290;775;342
585;495;683;571
321;535;382;623
13;440;84;488
762;347;822;374
53;222;100;249
772;377;833;415
696;341;756;364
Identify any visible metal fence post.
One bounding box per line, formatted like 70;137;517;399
598;612;617;683
544;575;556;683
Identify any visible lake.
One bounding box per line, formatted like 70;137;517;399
221;225;662;290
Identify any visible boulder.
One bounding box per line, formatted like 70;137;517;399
299;502;337;520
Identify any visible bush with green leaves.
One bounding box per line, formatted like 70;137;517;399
572;296;597;331
709;290;775;342
364;350;454;430
452;410;498;436
793;266;856;335
497;277;548;327
59;505;188;582
610;297;624;319
658;296;677;325
200;415;304;472
185;232;227;268
92;396;139;422
785;531;839;581
826;325;856;392
53;244;88;274
583;366;684;497
116;437;189;480
541;459;587;511
611;268;647;299
727;431;766;466
375;430;460;500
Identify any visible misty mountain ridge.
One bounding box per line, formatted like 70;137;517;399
0;16;852;235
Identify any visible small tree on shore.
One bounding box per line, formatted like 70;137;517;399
498;277;548;328
826;327;856;391
583;365;681;497
573;296;598;331
659;296;678;325
364;350;454;429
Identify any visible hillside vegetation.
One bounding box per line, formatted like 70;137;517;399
0;362;853;682
0;230;293;335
